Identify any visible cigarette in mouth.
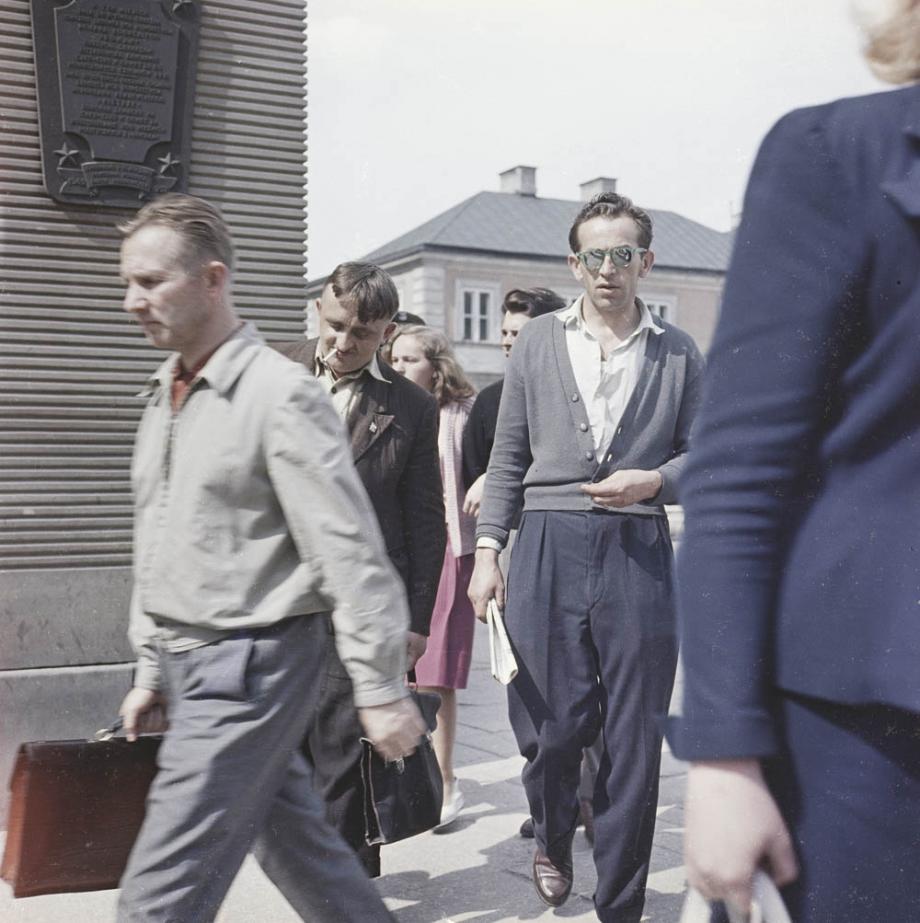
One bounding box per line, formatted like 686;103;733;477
322;349;338;364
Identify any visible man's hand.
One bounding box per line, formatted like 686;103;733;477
119;686;169;742
580;468;662;508
462;473;487;517
358;696;427;763
406;631;428;670
685;759;798;916
468;547;505;622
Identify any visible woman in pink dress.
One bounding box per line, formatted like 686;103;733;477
389;325;477;829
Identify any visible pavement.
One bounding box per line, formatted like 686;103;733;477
0;624;690;922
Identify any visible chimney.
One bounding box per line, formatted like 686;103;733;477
499;165;537;197
579;176;618;201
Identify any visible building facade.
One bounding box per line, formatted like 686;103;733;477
0;0;308;818
308;167;732;388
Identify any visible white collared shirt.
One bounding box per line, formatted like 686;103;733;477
314;351;389;420
559;296;663;453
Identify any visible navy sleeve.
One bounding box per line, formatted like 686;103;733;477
667;105;866;760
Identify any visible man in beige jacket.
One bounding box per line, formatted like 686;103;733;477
116;193;423;923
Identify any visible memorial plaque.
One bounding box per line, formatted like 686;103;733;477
30;0;199;208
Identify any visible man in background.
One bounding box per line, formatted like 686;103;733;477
272;262;445;876
461;287;566;517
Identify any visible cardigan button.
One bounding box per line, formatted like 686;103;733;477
571;393;579;402
585;451;594;461
579;422;588;432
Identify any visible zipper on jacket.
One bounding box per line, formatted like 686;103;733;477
161;378;204;484
162;411;178;484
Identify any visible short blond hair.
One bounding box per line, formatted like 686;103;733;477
118;193;235;271
861;0;920;84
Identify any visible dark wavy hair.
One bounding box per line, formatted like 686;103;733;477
502;287;567;319
325;262;399;324
568;192;653;253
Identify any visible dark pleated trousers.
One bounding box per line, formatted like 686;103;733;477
504;510;678;923
301;622;381;877
118;615;394;923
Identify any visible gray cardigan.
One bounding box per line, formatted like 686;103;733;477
476;307;705;547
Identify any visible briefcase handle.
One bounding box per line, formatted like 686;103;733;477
91;717;125;742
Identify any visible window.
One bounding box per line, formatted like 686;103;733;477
458;287;493;342
643;296;677;324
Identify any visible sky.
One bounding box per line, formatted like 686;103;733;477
307;0;887;278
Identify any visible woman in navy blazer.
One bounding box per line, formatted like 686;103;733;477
667;6;920;921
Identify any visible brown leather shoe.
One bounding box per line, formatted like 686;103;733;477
578;798;595;845
532;847;573;907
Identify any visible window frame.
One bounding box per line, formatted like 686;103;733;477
454;281;500;343
642;295;678;324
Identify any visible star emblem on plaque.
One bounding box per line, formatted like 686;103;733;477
54;142;81;167
30;0;200;208
157;152;181;174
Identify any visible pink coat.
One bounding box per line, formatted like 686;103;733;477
439;397;477;557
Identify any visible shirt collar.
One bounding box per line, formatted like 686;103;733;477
315;350;389;385
635;298;665;337
560;295;664;340
142;322;262;397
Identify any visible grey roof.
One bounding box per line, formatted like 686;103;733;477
362;190;733;273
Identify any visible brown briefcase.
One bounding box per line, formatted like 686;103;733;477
1;731;161;898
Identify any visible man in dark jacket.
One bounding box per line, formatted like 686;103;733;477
272;262;445;876
461;288;566;515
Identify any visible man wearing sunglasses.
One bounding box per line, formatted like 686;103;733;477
468;192;704;922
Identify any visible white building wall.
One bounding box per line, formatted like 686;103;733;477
409;263;446;330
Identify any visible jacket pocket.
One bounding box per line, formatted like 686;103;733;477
183;635;254;701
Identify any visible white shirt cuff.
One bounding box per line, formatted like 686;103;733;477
476;537;504;552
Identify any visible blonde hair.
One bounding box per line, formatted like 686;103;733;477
118;193;234;271
388;325;475;406
860;0;920;84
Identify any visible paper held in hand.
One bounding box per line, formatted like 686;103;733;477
486;598;518;685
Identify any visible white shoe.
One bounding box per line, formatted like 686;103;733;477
435;780;464;830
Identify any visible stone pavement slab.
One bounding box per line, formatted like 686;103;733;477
0;623;690;922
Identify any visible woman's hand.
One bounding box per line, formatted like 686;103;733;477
685;759;798;916
462;473;487;517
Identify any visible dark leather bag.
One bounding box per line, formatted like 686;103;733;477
1;725;161;898
360;683;443;845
